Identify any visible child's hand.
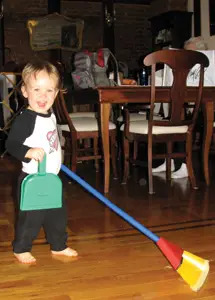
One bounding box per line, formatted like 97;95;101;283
25;148;45;162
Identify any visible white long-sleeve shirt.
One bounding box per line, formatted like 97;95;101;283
6;109;62;175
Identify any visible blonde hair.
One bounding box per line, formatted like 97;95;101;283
22;60;62;90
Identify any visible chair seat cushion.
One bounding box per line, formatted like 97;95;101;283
117;112;146;122
117;113;163;122
69;112;96;118
120;120;188;134
60;117;116;132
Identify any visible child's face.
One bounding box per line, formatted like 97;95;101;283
22;70;59;114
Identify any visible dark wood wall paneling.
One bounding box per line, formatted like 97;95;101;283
66;0;150;3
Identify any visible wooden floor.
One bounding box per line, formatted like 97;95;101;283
1;152;215;300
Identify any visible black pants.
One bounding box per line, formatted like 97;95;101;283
13;172;68;253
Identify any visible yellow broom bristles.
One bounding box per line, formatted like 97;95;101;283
177;250;209;292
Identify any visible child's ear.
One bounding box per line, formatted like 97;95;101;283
21;85;28;98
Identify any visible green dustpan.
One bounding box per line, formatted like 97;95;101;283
20;155;62;211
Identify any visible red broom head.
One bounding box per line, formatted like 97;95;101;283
156;237;183;270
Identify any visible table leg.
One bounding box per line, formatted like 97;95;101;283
100;103;111;193
202;100;214;185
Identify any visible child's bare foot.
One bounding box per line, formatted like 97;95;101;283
14;252;36;264
51;247;78;257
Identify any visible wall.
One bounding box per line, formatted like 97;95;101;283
4;0;49;65
150;0;187;17
187;0;215;49
61;1;103;51
61;2;151;70
3;0;151;71
114;4;151;70
3;0;190;72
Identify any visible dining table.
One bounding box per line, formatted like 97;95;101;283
96;85;215;193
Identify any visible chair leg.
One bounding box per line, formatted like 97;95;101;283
116;122;122;161
71;138;78;172
122;137;130;184
63;137;69;166
93;137;99;172
110;131;118;179
148;138;154;194
133;141;138;161
186;134;198;189
166;141;172;181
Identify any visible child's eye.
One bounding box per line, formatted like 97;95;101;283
48;89;54;93
34;88;39;92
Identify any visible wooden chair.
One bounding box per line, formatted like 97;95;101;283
121;49;209;194
53;91;118;179
63;72;97;119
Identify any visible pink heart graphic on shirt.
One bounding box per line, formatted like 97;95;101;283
47;129;58;151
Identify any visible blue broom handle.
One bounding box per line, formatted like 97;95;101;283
61;164;159;243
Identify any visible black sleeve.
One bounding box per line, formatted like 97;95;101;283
6;111;36;162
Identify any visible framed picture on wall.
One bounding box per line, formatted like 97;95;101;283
27;13;84;51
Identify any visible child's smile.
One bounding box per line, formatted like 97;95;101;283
37;101;47;108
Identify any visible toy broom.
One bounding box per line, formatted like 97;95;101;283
61;164;209;292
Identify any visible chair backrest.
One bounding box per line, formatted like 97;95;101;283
53;91;76;133
144;49;209;130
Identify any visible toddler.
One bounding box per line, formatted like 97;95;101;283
6;60;78;264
